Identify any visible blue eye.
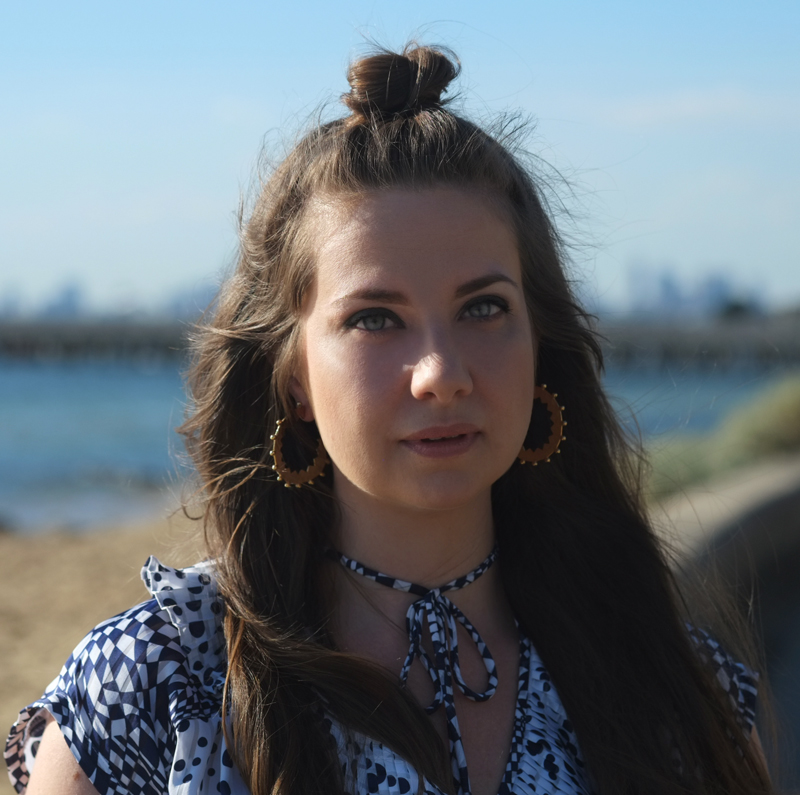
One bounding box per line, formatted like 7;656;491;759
463;297;509;320
346;309;402;331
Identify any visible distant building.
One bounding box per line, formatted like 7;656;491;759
625;263;762;321
162;281;218;320
0;290;22;319
40;283;85;319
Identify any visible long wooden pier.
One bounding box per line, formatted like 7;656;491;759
1;315;799;367
0;319;188;360
600;314;800;368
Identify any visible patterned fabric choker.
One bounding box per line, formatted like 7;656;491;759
329;546;500;714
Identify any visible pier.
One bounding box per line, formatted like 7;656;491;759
0;319;188;360
601;314;800;368
2;314;799;366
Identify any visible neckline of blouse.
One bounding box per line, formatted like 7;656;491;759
328;546;502;795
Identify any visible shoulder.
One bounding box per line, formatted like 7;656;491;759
60;555;227;711
5;558;227;795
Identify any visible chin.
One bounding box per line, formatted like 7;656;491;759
392;473;495;513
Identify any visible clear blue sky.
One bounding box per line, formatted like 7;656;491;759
2;0;798;313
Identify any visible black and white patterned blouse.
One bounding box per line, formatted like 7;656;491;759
5;555;758;795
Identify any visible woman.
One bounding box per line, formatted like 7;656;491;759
6;45;770;795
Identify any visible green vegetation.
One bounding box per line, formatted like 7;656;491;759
646;374;800;502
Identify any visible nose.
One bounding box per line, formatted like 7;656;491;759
409;327;473;403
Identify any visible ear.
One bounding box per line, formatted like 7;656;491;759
288;376;314;422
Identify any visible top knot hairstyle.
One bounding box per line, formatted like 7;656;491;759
181;45;771;795
342;45;459;121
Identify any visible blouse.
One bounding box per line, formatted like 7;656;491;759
5;557;758;795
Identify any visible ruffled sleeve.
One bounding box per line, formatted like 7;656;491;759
140;557;227;700
688;626;759;736
5;557;248;795
5;597;187;794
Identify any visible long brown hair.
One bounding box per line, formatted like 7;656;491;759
179;45;772;795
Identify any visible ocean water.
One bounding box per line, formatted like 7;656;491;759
0;359;187;532
0;358;794;533
603;364;792;438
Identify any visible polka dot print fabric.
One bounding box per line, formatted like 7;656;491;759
325;633;593;795
5;558;759;795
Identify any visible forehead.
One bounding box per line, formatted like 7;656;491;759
306;188;520;297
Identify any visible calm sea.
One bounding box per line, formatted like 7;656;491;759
0;358;794;533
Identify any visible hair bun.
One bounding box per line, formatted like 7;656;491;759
343;45;459;121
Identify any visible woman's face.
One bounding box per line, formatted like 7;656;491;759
291;188;535;513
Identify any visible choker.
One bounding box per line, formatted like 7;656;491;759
330;547;500;711
330;546;499;793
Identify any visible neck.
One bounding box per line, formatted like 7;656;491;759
327;481;518;672
333;482;495;590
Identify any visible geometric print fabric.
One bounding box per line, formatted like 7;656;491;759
5;558;759;795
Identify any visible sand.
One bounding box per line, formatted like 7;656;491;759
0;509;204;795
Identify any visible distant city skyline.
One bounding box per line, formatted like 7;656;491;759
2;0;799;312
0;265;772;322
0;278;220;320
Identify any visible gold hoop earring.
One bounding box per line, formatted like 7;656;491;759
269;417;329;487
518;384;567;466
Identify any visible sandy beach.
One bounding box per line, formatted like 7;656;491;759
1;510;204;795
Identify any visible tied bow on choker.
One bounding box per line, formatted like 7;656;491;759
329;546;500;795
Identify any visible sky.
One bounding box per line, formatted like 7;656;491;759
1;0;799;315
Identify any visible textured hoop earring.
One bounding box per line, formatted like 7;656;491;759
518;384;567;466
269;417;329;487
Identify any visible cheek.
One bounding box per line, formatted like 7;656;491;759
303;337;400;446
473;324;535;391
478;329;536;453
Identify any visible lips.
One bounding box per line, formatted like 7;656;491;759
401;424;480;458
403;424;480;441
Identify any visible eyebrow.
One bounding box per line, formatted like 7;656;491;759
336;287;410;306
454;273;518;298
336;273;519;306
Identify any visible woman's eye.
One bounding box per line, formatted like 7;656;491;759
463;297;509;320
346;309;402;331
358;315;391;331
